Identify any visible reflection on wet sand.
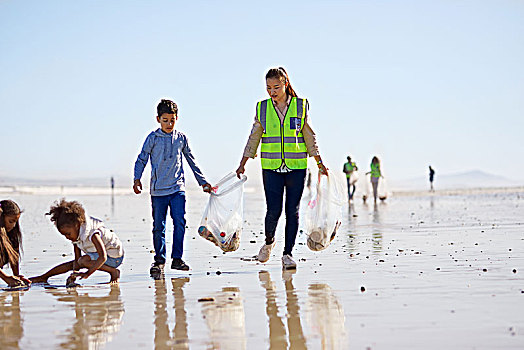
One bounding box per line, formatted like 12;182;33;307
45;285;124;349
307;283;347;349
200;286;246;349
259;270;307;349
0;292;24;349
153;276;189;349
372;203;384;252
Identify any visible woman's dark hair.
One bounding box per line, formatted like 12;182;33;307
46;199;86;229
266;67;297;97
372;156;380;164
157;99;178;117
0;200;22;267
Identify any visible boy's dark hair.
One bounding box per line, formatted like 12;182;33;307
46;199;86;229
0;199;22;267
157;99;178;117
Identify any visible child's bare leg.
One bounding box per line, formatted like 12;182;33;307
30;260;75;283
78;256;120;283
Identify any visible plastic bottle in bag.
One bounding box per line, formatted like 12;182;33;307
305;173;345;251
198;172;247;252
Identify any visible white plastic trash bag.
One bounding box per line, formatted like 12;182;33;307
198;172;247;252
305;173;345;251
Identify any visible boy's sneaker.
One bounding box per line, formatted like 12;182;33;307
282;254;297;270
257;242;275;263
171;258;190;271
150;262;165;274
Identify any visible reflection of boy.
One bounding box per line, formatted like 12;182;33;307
133;99;211;273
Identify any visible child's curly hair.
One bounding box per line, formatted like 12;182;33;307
46;199;86;229
0;199;22;267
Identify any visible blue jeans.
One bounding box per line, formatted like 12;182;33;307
151;192;186;264
262;169;306;256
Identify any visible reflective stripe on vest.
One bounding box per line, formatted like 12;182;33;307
370;163;380;178
257;97;308;170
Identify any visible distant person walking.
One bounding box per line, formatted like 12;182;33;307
366;156;383;203
343;156;358;200
429;166;435;191
236;67;327;270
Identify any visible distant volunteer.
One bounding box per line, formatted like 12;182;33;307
366;156;383;203
236;67;327;270
343;156;358;200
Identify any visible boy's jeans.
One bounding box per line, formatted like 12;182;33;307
151;191;186;264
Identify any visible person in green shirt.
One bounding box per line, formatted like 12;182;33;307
342;156;358;200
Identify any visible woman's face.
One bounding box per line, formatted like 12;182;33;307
266;77;287;101
3;214;20;232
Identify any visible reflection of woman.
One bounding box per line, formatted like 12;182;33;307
366;156;383;203
259;270;306;349
0;292;24;349
236;67;328;269
47;285;124;349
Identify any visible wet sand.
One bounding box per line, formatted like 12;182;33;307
1;186;523;349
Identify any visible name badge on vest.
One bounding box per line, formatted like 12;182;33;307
290;118;301;130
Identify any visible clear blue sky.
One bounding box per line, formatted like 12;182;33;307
1;0;523;185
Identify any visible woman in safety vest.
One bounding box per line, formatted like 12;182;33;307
236;67;328;270
365;156;383;203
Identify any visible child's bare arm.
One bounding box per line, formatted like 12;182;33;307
73;246;82;270
80;233;107;279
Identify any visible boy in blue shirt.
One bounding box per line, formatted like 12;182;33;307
134;99;212;273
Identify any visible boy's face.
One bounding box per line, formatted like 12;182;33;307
157;113;177;133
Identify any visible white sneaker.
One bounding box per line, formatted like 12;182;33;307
281;254;297;270
257;242;275;263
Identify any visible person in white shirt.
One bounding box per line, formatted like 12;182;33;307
30;199;124;284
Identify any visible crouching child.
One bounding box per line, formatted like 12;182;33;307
31;199;124;284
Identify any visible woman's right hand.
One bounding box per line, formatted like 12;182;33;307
235;164;245;179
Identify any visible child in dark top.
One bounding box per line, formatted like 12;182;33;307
133;99;212;274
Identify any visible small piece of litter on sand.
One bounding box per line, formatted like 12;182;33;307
198;298;214;302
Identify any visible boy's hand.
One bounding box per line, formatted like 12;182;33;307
133;179;142;194
202;183;212;193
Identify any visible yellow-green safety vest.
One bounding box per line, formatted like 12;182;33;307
344;162;356;178
370;163;381;178
256;97;308;170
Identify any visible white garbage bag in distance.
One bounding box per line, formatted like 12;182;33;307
198;172;247;252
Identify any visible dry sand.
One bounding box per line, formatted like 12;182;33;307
0;187;523;349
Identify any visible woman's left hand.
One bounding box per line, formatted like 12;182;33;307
318;163;328;176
